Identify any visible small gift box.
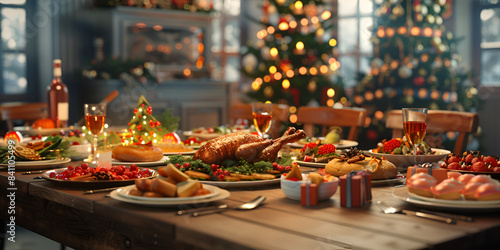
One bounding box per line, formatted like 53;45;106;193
340;171;372;208
300;182;318;206
406;163;447;184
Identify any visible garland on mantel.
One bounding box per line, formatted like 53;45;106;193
94;0;214;13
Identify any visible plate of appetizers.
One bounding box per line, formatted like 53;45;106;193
42;165;157;188
110;185;230;207
288;138;358;150
393;186;500;211
365;148;450;170
116;184;221;202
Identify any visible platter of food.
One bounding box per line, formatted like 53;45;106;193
407;191;500;206
439;151;500;179
288;138;358;149
116;184;221;201
42;164;157;188
0;158;72;170
393;186;500;212
364;148;450;170
110;186;230;207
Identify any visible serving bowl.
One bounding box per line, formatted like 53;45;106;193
280;174;339;201
364;148;451;171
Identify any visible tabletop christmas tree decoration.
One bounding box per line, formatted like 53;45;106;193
352;0;483;150
127;95;163;144
241;0;346;113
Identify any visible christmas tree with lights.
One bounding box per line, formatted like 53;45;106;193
352;0;482;149
127;95;163;144
241;0;346;111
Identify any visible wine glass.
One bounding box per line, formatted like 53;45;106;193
84;103;106;164
252;102;273;138
402;108;428;165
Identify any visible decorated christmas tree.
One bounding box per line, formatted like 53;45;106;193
352;0;482;149
127;95;163;144
241;0;346;110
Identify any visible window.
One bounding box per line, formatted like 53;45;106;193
336;0;374;89
0;0;30;102
474;0;500;86
211;0;242;83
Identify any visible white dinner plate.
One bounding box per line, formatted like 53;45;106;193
295;160;328;168
112;156;168;167
200;178;280;189
393;186;500;212
364;148;450;170
116;184;220;201
288;139;358;149
110;185;230;207
0;158;71;170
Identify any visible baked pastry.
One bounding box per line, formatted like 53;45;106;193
407;178;434;198
462;182;483;200
447;171;462;180
325;156;397;180
456;174;475;185
474;183;500;201
468;174;494;184
407;173;437;186
432;179;464;200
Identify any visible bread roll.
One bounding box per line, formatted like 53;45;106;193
325;157;397;180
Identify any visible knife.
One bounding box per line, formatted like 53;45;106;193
420;209;474;222
22;170;44;175
403;210;456;224
83;187;119;194
176;204;228;216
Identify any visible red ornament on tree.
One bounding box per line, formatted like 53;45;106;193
147;106;152;115
133;108;137;114
137;124;142;131
413;76;425;87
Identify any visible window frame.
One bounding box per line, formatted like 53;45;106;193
472;0;500;88
334;0;374;89
0;0;38;103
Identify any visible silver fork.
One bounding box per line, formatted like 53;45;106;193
376;201;456;224
191;196;266;217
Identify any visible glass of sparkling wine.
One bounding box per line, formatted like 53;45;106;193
84;103;106;164
402;108;428;165
252;102;273;138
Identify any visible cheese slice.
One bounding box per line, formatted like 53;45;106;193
176;180;201;197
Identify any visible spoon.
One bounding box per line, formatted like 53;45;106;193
376;201;456;224
192;196;266;217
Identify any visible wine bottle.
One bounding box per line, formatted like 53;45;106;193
46;59;69;128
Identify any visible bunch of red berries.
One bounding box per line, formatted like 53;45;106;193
300;142;318;153
318;144;336;155
383;139;401;153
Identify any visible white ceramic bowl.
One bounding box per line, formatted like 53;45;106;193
280;174;339;201
364;148;451;171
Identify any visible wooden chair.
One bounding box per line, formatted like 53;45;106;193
229;103;289;138
295;106;367;141
0;102;49;130
385;110;479;155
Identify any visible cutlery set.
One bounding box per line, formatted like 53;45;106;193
376;201;473;224
178;196;267;217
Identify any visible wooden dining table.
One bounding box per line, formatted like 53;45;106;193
1;161;500;250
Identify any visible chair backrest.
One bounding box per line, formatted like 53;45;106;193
385;109;479;155
229;103;290;138
0;102;49;130
296;106;367;141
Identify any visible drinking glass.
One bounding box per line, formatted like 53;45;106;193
84;103;106;164
402;108;428;165
252;102;273;138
